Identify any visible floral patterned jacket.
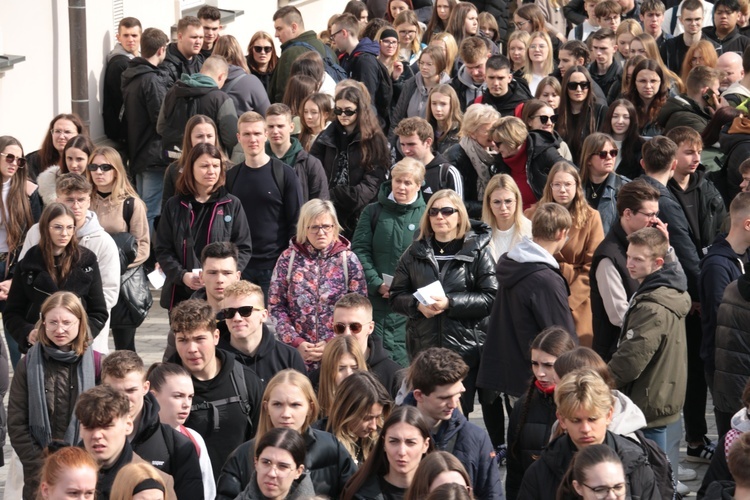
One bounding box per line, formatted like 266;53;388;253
269;236;367;364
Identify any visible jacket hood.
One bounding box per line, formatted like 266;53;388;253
701;234;746;271
527;129;563;159
376;180;427;212
227;64;246;81
498;238;564;289
635;262;691;318
352;37;380;57
731;406;750;433
723;80;750;98
244;471;316;499
107;42;134;63
608;390;647;437
77;211;106;238
457;65;485;90
281;30;324;50
180;72;218;88
506;237;560;268
660;94;710;119
292;235;352;259
367;335;393;367
121;57;161;87
719;126;750;152
132;392;162;445
434;408;468;445
266;137;303;166
415;72;452;96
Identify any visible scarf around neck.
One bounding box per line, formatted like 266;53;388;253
27;343;96;449
460;136;494;199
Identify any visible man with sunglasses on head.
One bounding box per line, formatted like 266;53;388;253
218;280;305;385
473;55;531;117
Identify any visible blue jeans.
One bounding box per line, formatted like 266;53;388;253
137;167;166;235
242;267;273;306
642;425;667;453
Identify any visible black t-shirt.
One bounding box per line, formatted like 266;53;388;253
586;180;604;209
378;476;407;500
190;199;213;261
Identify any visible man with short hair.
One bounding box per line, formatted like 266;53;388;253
609;227;690;464
722;45;750;105
261;103;329;203
197;5;223;57
702;0;750;55
394;117;463;202
717;51;745;92
330;293;402;395
158;55;238;155
700;192;750;436
121;27;170;234
478;203;578;401
451;37;489;111
160;16;205;87
565;0;638;26
640;0;672;44
171;299;263;479
474;55;532;116
657;66;721;133
411;348;504;500
588;28;622;97
269;6;334;103
567;0;603;41
332;13;392;128
740;159;750;192
103;17;141;148
102;351;203;499
595;1;623;32
219;280;305;383
20;174;119;354
228;111;302;297
76;385;176;499
660;0;716;74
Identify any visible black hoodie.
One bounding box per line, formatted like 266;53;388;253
160;42;204;87
475;78;532;117
589;60;622;98
131;393;204;499
701;26;750;55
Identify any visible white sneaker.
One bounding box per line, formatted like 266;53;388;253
678;465;697;481
677;481;691;496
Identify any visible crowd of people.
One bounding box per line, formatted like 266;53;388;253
4;0;750;498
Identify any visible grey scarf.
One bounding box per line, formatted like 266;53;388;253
460;136;494;199
27;343;95;448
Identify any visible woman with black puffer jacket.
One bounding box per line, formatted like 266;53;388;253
505;327;576;500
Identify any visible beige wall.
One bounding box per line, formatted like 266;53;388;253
0;0;339;151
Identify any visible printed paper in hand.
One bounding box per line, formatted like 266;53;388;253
382;273;394;287
147;269;166;289
413;280;446;305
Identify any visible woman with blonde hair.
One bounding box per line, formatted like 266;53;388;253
614;19;642;64
317;336;368;417
523;32;555;95
38;445;98;500
514;4;563;59
110;462;167;500
8;292;102;498
426;84;463;153
217;369;357;499
482;174;532;261
246;31;278;91
536;76;562;110
429;32;459;76
526;163;604;347
405;451;472;500
213;34;270;115
680;39;719;83
352;157;427;366
390;190;497;414
269;199;367;371
508;30;531;74
87;146;150;351
395;10;426;66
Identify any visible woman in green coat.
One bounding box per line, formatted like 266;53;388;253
352;158;427;367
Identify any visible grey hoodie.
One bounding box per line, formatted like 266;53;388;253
236;471;316;500
506;237;561;268
456;65;487;106
107;42;134;63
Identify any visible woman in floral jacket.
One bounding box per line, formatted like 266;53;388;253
269;199;367;372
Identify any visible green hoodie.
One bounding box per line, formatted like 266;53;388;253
265;136;303;166
180;72;217;88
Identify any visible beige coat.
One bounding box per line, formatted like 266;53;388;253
90;191;150;268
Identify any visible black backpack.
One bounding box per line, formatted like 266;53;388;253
287;41;348;82
160;90;200;156
625;430;677;500
190;361;254;435
351;51;394;124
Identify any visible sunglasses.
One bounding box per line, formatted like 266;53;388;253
591;149;618;159
533;114;558;125
87;163;115;172
428;207;459;217
0;153;26;168
333;107;358;116
218;306;256;320
333;322;366;334
253;46;273;54
567;81;591;90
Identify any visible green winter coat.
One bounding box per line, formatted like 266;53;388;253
352;181;426;367
269;31;331;103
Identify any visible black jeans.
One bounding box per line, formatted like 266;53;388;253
705;369;734;438
113;327;137;352
683;312;708;442
479;389;513;448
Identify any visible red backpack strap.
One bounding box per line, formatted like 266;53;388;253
179;425;201;457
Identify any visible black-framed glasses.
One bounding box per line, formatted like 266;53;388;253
333;322;367;334
333;107;358;116
533;114;558;125
218;306;256;320
253;46;273;54
428;207;459;217
581;482;627;499
87;163;115;172
637;210;659;218
591;149;618;159
567;81;591;90
0;153;26;168
308;224;335;233
329;29;344;42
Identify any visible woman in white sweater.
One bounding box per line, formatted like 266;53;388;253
482;174;532;261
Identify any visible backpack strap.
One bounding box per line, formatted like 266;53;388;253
670;6;678;34
270;159;285;195
343;250;349;284
286;248;297;282
575;23;584;41
222;73;247;94
231;361;254;434
189;362;253;434
122;197;135;233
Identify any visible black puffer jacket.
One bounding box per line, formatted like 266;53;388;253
713;275;750;414
4;245;108;351
474;79;533;117
309;121;389;236
505;386;556;500
518;432;660;499
155;188;253;309
160;42;204;87
216;427;357;500
389;220;498;369
494;130;571;201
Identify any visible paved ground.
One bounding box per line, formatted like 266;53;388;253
0;288;717;496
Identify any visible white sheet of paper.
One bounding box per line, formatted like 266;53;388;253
148;269;166;289
414;280;446;305
382;273;394;287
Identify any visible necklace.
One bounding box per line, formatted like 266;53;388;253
434;239;453;254
589;179;606;199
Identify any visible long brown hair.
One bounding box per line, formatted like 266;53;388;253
334;86;390;171
445;2;477;45
425;0;458;39
38;114;84;173
299;93;332;151
39;203;80;285
405;451;471;500
60;135;95;174
0;136;35;257
213;34;250;73
318;336;368;417
556;66;597;157
538;162;591;228
176;143;226;196
178;115;223;173
624;59;668;131
246;31;278;74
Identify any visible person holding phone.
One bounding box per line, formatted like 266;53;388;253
657;65;727;134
